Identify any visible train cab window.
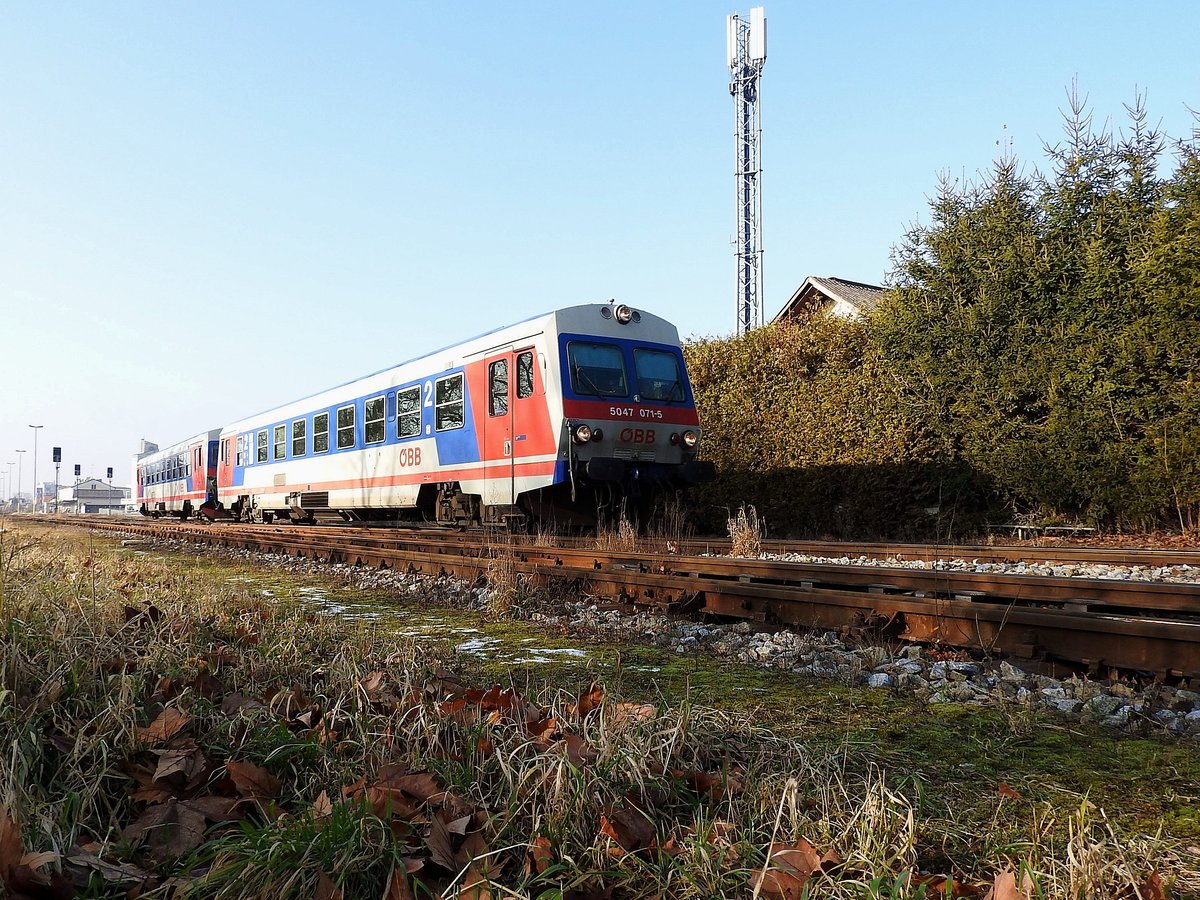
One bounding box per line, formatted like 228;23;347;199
365;396;385;444
273;425;286;460
337;404;356;449
517;351;534;399
488;360;509;417
397;386;421;438
633;348;685;402
292;419;306;457
257;430;268;464
314;413;330;453
435;374;465;431
567;341;628;397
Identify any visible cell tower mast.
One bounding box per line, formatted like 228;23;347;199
727;7;767;335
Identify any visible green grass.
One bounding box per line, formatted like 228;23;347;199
1;521;1197;898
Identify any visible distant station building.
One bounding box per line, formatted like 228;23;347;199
57;478;131;514
772;276;886;323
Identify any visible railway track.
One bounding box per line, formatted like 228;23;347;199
46;517;1200;681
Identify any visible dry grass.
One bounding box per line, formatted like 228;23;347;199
595;514;638;553
0;522;1193;899
727;504;763;557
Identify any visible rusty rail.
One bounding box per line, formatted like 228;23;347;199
48;517;1200;680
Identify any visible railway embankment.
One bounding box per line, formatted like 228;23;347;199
5;521;1200;898
121;528;1200;736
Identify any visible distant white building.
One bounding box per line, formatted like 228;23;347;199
57;478;131;514
772;276;886;323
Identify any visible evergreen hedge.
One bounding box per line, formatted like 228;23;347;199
686;96;1200;537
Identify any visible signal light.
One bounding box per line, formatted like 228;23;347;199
53;447;61;463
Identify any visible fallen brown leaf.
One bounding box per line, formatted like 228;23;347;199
459;866;494;900
138;708;191;745
1139;871;1166;900
561;733;595;767
358;671;388;702
0;805;23;883
997;782;1022;801
64;848;150;885
226;759;281;803
315;871;343;900
312;791;334;820
983;868;1033;900
575;682;604;719
122;800;207;859
671;768;745;799
599;805;656;856
382;864;415;900
426;812;457;870
153;745;209;792
527;835;553;875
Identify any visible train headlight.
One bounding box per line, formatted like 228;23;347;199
682;430;698;448
614;304;634;324
573;424;592;444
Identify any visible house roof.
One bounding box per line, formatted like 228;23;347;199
772;276;887;323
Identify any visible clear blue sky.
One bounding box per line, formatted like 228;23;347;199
2;1;1197;494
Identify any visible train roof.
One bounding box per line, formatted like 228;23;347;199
218;303;680;433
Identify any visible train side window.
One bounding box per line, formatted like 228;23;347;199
397;386;421;438
364;395;385;444
488;360;509;417
292;419;306;457
435;373;465;431
337;404;356;449
257;430;268;463
516;351;534;398
236;435;246;467
314;413;330;453
567;341;628;397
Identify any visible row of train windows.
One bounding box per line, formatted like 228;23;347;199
143;455;188;484
236;373;467;466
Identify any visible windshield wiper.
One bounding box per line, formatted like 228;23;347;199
574;365;605;397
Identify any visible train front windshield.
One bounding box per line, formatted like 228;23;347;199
568;342;628;397
633;348;684;402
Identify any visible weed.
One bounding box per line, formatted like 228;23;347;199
727;504;763;557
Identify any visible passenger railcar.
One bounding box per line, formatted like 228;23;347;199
141;304;711;525
134;429;221;519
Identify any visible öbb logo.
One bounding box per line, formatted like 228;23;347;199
619;428;656;445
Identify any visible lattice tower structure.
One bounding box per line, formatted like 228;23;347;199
727;7;766;336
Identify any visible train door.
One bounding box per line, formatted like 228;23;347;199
218;436;235;489
482;348;514;506
510;347;542;498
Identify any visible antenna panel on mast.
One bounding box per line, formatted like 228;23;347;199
749;7;766;61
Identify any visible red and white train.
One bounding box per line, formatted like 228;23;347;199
135;303;713;526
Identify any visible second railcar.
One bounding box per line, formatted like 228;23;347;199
135;429;221;518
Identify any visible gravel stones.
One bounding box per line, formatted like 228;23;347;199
132;532;1200;740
